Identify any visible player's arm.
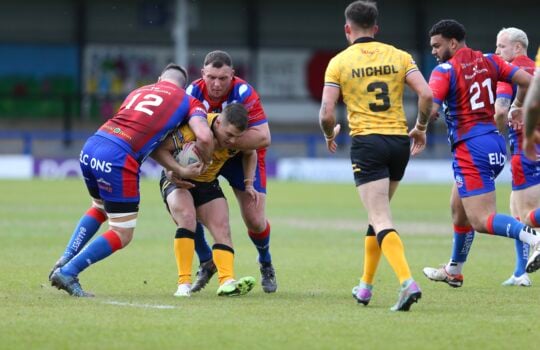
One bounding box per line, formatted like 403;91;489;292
319;85;341;153
523;69;540;160
231;122;271;150
511;69;532;109
494;97;511;133
241;149;259;204
405;70;433;155
188;116;213;164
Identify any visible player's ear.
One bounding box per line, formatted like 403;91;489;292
201;68;205;77
344;23;351;35
372;24;379;35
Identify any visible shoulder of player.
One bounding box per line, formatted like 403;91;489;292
512;55;536;68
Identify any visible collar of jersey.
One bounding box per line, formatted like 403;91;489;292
353;37;376;44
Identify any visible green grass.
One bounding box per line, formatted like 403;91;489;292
0;179;538;349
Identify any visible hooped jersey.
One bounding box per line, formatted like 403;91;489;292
429;47;518;148
496;55;535;154
324;37;418;136
173;113;240;182
186;77;267;129
96;80;207;163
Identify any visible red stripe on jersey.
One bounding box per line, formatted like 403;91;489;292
455;142;484;192
511;154;526;186
257;148;267;188
122;154;139;198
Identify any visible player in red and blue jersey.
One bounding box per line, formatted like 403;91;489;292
49;64;214;297
176;51;276;293
420;20;540;289
494;27;539;286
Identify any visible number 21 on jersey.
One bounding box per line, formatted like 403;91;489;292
469;78;494;110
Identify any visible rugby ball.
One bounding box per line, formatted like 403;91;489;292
175;142;201;166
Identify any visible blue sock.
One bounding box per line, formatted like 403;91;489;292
513;240;529;277
487;213;527;239
451;225;475;263
249;221;272;264
61;230;122;277
194;222;213;263
62;207;107;260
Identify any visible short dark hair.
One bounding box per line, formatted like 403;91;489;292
222;103;248;131
161;63;188;87
203;50;233;69
345;1;378;29
429;19;466;42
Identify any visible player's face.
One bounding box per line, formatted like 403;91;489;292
201;65;234;101
214;117;245;148
430;35;453;63
495;33;515;62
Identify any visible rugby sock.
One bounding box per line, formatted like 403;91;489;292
61;230;122;277
213;244;235;285
513;239;530;277
62;207;107;260
486;213;540;244
447;225;475;275
194;222;213;263
378;229;412;284
248;221;272;264
361;225;381;285
526;208;540;227
174;228;195;285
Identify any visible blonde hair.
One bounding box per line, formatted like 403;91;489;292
498;27;528;49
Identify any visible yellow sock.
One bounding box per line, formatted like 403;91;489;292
379;230;412;284
362;235;381;284
213;244;235;285
174;228;195;285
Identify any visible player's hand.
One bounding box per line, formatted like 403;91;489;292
177;162;203;179
409;127;427;156
166;170;195;189
245;184;260;207
324;124;341;153
508;106;524;132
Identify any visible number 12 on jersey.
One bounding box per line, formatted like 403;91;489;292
125;93;164;116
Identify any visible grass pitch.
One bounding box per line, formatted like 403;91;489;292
0;179;538;349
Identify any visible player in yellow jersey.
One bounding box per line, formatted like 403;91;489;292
155;103;259;297
522;47;540;160
319;0;433;311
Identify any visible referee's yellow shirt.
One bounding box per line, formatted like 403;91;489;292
325;37;418;136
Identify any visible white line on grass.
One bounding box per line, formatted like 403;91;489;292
102;300;178;309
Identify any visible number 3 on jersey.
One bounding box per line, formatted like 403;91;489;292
469;78;494;110
367;82;391;112
125;93;164;116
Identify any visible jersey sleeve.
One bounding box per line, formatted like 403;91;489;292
536;47;540;67
488;54;519;83
429;64;451;105
496;81;513;100
238;84;267;127
324;56;341;88
402;51;419;77
187;97;208;121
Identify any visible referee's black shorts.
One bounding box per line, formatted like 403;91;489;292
350;134;410;186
